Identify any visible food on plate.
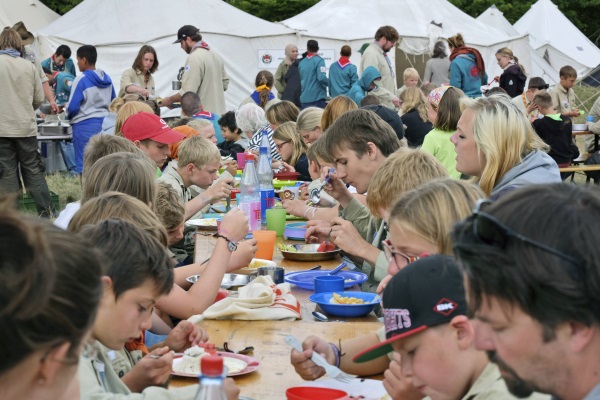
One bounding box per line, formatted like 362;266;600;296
247;259;269;269
278;244;298;252
317;241;335;252
330;293;365;305
172;346;247;375
189;218;217;226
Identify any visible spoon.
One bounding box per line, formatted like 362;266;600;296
309;168;335;204
328;262;347;275
312;311;329;322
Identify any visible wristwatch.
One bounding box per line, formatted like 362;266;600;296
213;233;238;252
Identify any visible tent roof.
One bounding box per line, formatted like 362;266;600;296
39;0;296;44
514;0;600;69
476;5;519;37
0;0;59;32
282;0;518;47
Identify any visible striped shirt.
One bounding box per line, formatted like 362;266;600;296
247;125;282;161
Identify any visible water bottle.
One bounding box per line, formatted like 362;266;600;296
258;129;275;225
238;153;261;232
193;355;228;400
587;115;595;126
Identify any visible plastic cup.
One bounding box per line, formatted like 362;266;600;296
257;266;285;284
281;186;299;201
266;208;287;236
286;387;348;400
236;152;246;169
252;230;277;260
314;275;345;293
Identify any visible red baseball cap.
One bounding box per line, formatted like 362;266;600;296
122;112;185;144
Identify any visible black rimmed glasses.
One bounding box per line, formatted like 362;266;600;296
382;240;420;268
472;199;579;265
275;141;290;152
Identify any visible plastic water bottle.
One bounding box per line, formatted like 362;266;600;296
193;355;228;400
258;129;274;225
587;115;595;125
238;153;261;232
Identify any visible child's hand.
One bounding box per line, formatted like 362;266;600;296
227;239;258;271
321;167;352;207
204;177;233;203
220;208;248;242
383;352;422;400
164;321;208;352
122;347;173;391
304;220;332;243
282;199;309;217
225;160;238;177
224;377;241;400
281;161;296;172
376;275;393;294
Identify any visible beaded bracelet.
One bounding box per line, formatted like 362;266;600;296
329;342;341;368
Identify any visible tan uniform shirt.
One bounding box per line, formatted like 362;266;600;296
549;84;576;114
360;43;396;93
119;68;156;97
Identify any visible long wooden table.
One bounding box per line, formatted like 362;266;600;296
169;231;383;398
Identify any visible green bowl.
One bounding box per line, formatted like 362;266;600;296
273;180;297;189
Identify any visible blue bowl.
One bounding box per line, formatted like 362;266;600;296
284;222;307;241
309;291;380;317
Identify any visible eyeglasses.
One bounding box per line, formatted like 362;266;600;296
382;240;420;268
275;141;290;151
472;199;578;265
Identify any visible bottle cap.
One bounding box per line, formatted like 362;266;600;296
201;355;224;376
245;153;255;161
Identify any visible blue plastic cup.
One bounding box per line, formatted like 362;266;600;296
314;275;345;293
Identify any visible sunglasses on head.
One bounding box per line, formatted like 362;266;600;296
471;199;578;265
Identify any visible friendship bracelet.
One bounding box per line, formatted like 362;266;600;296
329;342;341;368
309;207;317;219
303;207;315;218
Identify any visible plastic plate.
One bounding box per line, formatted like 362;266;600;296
172;352;260;377
309;291;380;317
284;270;368;290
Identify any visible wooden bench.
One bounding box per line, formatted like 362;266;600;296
559;164;600;184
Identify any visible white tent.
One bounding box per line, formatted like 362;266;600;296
281;0;533;85
0;0;59;32
36;0;298;112
476;4;559;86
514;0;600;77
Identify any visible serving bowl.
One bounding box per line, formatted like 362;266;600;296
309;291;380;317
573;123;589;131
279;243;340;261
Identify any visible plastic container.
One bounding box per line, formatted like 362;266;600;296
286;387;348;400
258;129;275;225
238;154;261;232
193;355;228;400
308;291;381;318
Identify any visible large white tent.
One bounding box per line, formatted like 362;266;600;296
0;0;59;32
476;4;559;86
282;0;533;86
36;0;298;111
514;0;600;77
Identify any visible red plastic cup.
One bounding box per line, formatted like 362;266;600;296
286;387;348;400
236;152;246;169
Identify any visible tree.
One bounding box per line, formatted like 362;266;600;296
224;0;319;22
40;0;82;15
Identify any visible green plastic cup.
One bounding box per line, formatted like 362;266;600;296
266;208;287;237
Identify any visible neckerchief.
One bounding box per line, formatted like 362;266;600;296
337;56;351;69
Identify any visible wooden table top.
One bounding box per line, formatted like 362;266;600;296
170;229;383;398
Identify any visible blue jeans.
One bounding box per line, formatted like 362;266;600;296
59;140;77;174
72;118;103;173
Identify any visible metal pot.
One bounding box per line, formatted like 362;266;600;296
172;80;182;90
38;122;72;136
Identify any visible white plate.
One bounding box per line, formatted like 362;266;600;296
186;218;218;230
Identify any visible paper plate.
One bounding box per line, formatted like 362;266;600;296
284;270;368;290
172;352;260;378
186;218;218;231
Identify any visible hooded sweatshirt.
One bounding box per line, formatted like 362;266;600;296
67;69;115;125
490;150;561;200
347;66;381;106
450;53;488;98
499;63;527;98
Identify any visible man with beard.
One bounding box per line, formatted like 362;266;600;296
453;184;600;400
162;25;228;115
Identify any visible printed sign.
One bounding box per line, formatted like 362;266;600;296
258;49;336;69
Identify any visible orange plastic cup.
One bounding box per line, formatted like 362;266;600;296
252;230;277;260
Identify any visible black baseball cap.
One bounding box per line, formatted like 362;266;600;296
353;255;467;363
174;25;199;44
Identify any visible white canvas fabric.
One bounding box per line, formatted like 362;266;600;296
0;0;59;32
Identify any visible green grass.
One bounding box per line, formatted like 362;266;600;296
45;173;81;212
573;85;600;123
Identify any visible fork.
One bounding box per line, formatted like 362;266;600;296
284;335;356;383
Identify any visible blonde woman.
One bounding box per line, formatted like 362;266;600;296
273;121;310;181
451;94;560;199
399;87;433;147
494;47;527;98
296;106;324;144
321;96;357;131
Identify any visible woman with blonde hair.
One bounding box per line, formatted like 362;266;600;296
451;94;560;199
494;47;527;98
273;121;310;181
399;87;432;147
114;101;154;135
321;96;357;131
296;107;324;144
240;70;279;110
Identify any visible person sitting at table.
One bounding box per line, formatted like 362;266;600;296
290;178;483;399
451;94;561;200
155;181;194;265
76;219;241;400
0;211;102;400
273;121;311;182
530;92;579;169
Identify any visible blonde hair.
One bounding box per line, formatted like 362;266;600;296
68;191;167;246
273;121;307;166
265;100;299;125
0;28;21;50
178;135;220;169
115;102;154;136
186;118;213;132
305;135;333;165
447;33;465;49
83;134;141;176
81;152;157;208
403;67;419;81
367;148;448;218
400;87;428;122
389;179;485;254
108;94;145;113
156;182;185;230
496;47;527;76
296;107;323;132
321;96;357;130
461;95;549;197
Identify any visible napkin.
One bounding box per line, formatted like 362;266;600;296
188;276;301;322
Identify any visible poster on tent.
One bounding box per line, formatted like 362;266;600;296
257;49;335;70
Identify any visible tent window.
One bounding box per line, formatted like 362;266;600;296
543;49;551;65
577;46;584;51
